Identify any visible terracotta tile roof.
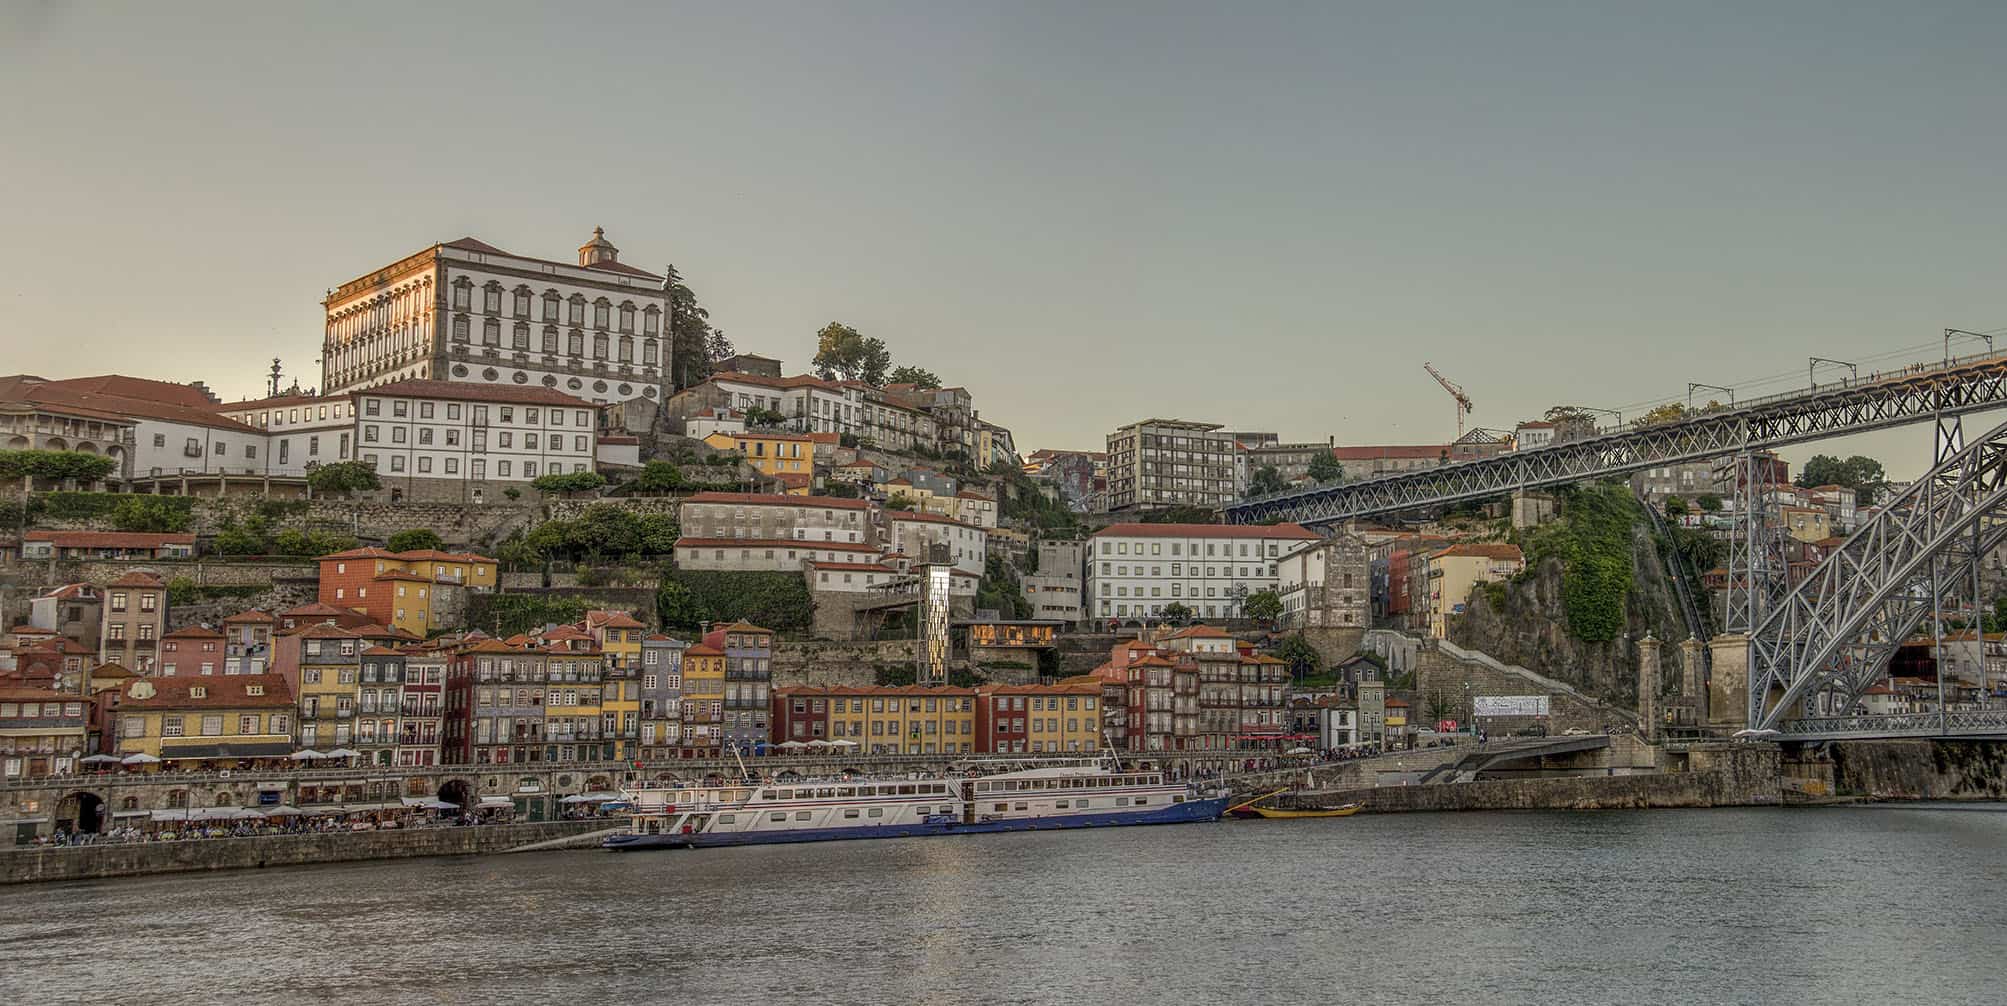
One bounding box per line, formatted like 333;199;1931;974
808;561;903;573
28;531;195;548
39;583;96;600
356;379;598;409
279;602;356;618
1162;625;1232;639
682;491;871;511
0;685;80;704
104;571;168;588
221;610;277;623
888;510;981;529
120;673;294;710
683;643;723;657
1094;523;1320;541
10;378;257;433
372;570;432;582
977;681;1099;696
462;639;521;654
163;625;224;639
586;611;645;630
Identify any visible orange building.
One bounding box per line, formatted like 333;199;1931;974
315;547;497;636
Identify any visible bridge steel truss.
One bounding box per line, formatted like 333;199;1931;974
1748;415;2007;735
1226;350;2007;527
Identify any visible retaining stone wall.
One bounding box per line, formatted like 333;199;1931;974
773;639;918;688
1294;754;1782;813
0;820;605;885
1830;739;2007;801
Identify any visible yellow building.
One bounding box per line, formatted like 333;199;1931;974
1779;505;1832;544
114;673;296;765
584;611;646;758
780;686;977;755
1425;544;1526;638
679;643;726;752
317;547;499;637
542;648;605;761
979;682;1102;754
702;430;814;479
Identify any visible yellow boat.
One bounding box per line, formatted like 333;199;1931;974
1224;789;1361;819
1233;803;1360;820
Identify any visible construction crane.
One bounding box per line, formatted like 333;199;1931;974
1423;362;1473;438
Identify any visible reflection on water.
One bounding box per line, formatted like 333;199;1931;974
4;806;2004;1005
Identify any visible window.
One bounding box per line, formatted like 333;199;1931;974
484;286;501;313
594;301;610;329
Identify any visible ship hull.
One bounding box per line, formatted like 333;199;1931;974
603;795;1231;851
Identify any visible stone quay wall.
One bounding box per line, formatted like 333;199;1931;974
1830;739;2007;802
0;820;607;886
1291;744;1782;813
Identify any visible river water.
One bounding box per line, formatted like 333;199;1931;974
4;805;2004;1005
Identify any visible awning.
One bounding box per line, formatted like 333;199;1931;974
262;805;304;817
161;742;296;760
120;753;161;765
401;798;457;811
149;809;191;822
477;796;514;808
256;782;289;792
111;809;150;819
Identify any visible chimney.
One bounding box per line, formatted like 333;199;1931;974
578;226;618;267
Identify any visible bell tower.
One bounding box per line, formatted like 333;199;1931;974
578;226;619;267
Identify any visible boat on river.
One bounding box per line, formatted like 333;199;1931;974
603;757;1231;850
1228;803;1360;820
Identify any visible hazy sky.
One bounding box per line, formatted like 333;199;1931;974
5;2;2004;478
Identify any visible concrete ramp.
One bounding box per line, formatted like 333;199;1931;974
1420;735;1611;784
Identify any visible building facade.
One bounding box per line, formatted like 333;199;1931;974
351;381;599;504
320;230;671;408
1087;523;1321;623
1277;532;1371;631
1105;419;1239;511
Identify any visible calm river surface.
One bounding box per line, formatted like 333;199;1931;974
4;805;2005;1005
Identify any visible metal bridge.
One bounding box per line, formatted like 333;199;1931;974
1751;413;2007;740
1226;347;2007;526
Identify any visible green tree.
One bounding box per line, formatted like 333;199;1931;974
0;450;117;482
1306;451;1345;484
705;328;735;363
1159;601;1193;625
1141;505;1217;524
1243;589;1283;626
1664;496;1687;517
531;471;609;496
665;264;718;391
1797;454;1887;506
1695;493;1723;512
629;461;687;493
110;496;191;533
886;493;915;511
655;580;708;630
812;322;868;380
1423;689;1459;724
387;529;445;552
307;461;379;496
1270;635;1322;682
743;406;787;427
887;365;941;389
1247;465;1288;497
1636;402;1687;427
857;337;892;386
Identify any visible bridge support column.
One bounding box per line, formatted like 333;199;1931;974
1636;633;1661;742
1678;636;1708;724
1707;633;1749;730
1511;489;1558;529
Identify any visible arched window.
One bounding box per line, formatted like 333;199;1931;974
542;326;559;354
120;795;139;811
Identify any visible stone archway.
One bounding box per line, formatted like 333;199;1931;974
437;778;474;810
57;791;106;834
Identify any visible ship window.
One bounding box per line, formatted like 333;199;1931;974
839;787;856;797
994;803;1008;812
770;812;787;822
916;807;929;815
1055;800;1069;809
1136;798;1149;806
1117;797;1130;806
778;790;793;799
898;785;916;795
976;782;991;793
1014;802;1028;811
1076;799;1091;808
717;814;735;824
795;811;811;820
759;790;774;799
867;808;884;818
1173;795;1185;804
843;809;860;819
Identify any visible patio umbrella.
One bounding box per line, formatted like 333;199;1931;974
232;807;267;820
324;748;362;759
80;754;122;765
776;740;807;749
120;753;161;765
288;749;324;761
262;805;304;817
828;739;859;748
559;794;590;804
1285;747;1314;755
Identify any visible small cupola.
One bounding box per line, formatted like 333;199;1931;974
578;226;619;267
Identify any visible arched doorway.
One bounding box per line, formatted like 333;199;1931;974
437;778;473;810
58;792;106;834
214;791;235;807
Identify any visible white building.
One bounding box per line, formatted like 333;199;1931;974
321;229;672;408
1087;522;1321;622
213;392;356;477
351;380;598;503
886;511;987;576
1513;421;1556;451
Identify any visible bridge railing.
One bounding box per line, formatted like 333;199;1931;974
1778;708;2007;740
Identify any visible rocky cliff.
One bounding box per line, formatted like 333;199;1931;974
1448;490;1691;709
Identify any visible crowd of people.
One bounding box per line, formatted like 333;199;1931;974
30;810;519;847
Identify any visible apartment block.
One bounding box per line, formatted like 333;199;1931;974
1105;418;1239;511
